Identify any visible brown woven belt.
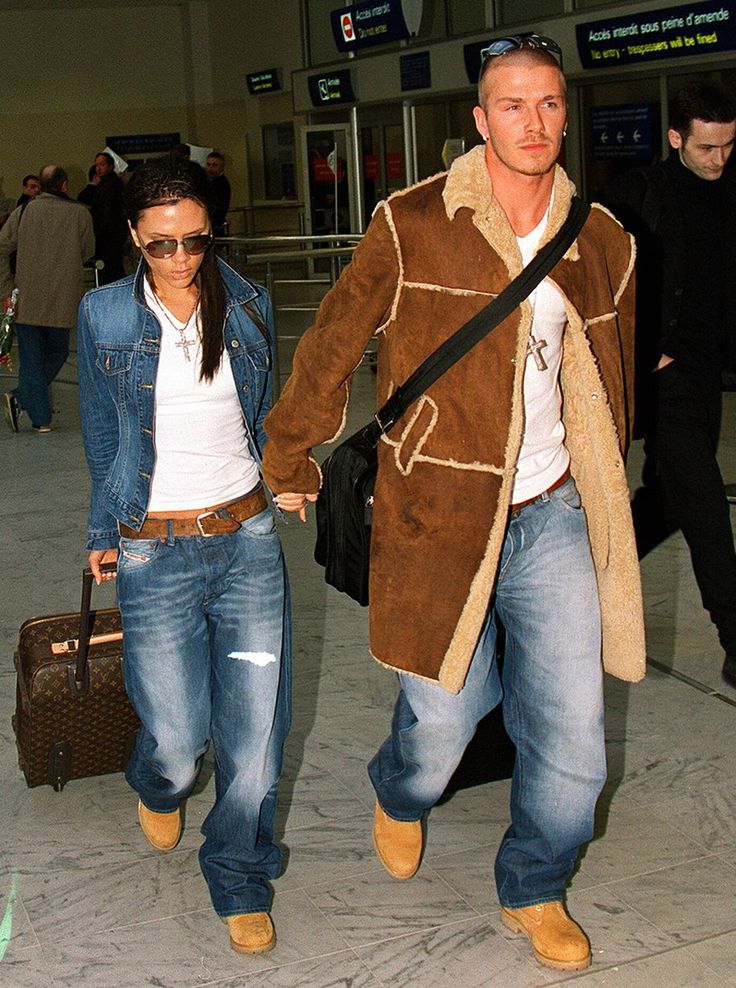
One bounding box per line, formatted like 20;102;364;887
119;487;268;539
510;466;571;514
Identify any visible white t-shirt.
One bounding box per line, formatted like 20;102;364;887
144;279;260;510
510;209;570;504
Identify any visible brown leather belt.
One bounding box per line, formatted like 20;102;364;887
510;466;571;514
119;487;268;539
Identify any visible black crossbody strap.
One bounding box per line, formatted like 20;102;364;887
372;196;591;439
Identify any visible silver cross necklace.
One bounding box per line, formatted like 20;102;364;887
527;325;548;371
524;199;553;372
152;293;199;362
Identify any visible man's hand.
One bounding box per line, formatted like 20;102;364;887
88;548;118;584
273;492;319;523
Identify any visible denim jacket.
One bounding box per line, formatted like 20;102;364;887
78;258;274;550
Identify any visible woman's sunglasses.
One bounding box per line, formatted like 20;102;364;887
480;34;563;69
141;234;213;259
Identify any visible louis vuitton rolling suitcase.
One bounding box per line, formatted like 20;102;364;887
12;564;139;790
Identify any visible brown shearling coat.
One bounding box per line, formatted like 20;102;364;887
263;146;646;693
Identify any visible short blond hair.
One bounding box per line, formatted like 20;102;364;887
477;47;566;110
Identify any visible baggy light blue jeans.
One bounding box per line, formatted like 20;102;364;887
368;477;606;908
117;508;291;917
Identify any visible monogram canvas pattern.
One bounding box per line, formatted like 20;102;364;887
13;607;139;788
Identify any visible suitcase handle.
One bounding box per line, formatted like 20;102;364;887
73;562;118;691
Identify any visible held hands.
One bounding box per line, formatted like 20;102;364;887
88;548;118;585
274;492;318;523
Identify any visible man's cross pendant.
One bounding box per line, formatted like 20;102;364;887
527;334;548;371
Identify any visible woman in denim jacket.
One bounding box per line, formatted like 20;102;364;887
78;158;291;955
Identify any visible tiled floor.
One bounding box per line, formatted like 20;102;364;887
2;318;736;986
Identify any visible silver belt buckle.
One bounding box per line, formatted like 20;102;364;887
196;509;218;537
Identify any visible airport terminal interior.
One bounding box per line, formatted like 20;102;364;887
3;0;736;984
2;291;736;988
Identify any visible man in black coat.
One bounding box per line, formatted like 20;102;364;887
77;165;99;208
16;174;40;207
206;151;231;235
91;151;128;284
605;82;736;688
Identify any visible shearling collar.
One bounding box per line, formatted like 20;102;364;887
442;145;495;220
441;145;578;275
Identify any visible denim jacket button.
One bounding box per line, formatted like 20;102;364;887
230;339;240;348
242;383;250;393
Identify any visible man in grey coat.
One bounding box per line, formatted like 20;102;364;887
0;164;94;432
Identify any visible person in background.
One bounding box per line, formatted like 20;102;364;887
78;164;100;208
91;150;128;283
605;81;736;689
0;164;94;432
262;34;644;973
206;151;231;235
168;142;192;163
77;157;291;956
16;174;41;207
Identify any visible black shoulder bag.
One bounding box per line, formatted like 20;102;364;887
314;197;591;605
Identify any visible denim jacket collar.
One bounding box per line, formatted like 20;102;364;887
132;256;260;314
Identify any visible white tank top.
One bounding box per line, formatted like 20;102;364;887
511;206;570;504
144;278;260;510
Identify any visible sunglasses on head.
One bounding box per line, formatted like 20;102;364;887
141;234;213;259
480;34;563;69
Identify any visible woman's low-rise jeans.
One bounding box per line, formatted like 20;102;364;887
369;477;606;908
118;509;291;918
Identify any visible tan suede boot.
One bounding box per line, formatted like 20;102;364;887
137;801;182;851
372;803;422;880
501;901;591;971
224;912;276;954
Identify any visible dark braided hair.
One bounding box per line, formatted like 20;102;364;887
124;158;225;382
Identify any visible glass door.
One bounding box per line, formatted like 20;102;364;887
300;124;357;237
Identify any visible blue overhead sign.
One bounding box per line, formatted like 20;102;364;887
400;51;431;91
577;2;736;69
592;104;655;161
106;133;180;155
331;0;422;53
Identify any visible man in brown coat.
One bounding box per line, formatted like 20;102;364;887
263;36;645;973
0;164;94;432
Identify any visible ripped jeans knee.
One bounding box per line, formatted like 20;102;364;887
119;525;292;835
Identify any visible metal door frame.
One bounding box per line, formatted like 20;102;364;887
299;122;359;235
